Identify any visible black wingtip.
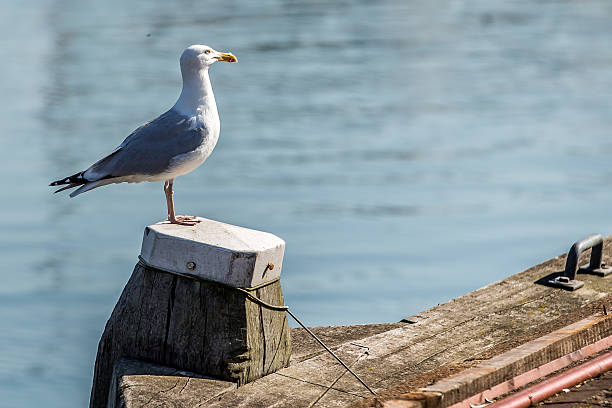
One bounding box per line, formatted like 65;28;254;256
53;183;80;194
49;171;86;188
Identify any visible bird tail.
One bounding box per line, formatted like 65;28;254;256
49;171;87;194
50;171;120;197
68;178;119;198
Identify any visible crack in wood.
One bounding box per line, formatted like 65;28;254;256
178;378;190;394
159;378;181;393
162;275;178;362
258;288;267;376
267;315;288;373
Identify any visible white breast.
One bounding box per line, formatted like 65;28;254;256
166;113;220;179
166;66;221;180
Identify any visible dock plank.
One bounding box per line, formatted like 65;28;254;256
114;237;612;407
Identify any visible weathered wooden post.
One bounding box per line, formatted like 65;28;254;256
89;218;291;408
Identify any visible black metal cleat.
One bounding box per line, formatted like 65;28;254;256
546;233;611;291
574;234;612;277
547;275;584;291
579;263;612;277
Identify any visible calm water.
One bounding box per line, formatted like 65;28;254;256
2;0;612;406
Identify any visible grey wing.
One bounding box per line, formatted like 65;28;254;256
83;109;208;180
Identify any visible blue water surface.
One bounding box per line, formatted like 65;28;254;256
2;1;612;406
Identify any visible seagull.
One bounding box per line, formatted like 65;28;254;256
49;45;237;225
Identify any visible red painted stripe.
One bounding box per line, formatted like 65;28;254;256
487;349;612;408
447;330;612;408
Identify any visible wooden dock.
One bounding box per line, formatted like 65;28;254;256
90;222;612;408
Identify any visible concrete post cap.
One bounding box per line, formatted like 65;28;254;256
140;217;285;288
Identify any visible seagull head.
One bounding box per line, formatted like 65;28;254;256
180;45;237;73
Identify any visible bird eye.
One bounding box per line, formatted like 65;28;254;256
204;49;211;54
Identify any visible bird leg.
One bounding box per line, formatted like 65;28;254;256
164;180;200;225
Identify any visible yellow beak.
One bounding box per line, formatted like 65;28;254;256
216;52;237;63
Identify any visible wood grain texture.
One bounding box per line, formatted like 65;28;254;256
113;237;612;408
89;262;291;408
107;358;236;408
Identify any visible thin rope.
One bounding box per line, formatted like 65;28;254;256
234;286;290;311
307;346;370;407
137;257;280;291
285;308;376;395
137;259;376;395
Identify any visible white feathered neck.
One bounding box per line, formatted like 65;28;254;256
172;68;218;119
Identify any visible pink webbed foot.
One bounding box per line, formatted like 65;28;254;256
168;215;201;226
